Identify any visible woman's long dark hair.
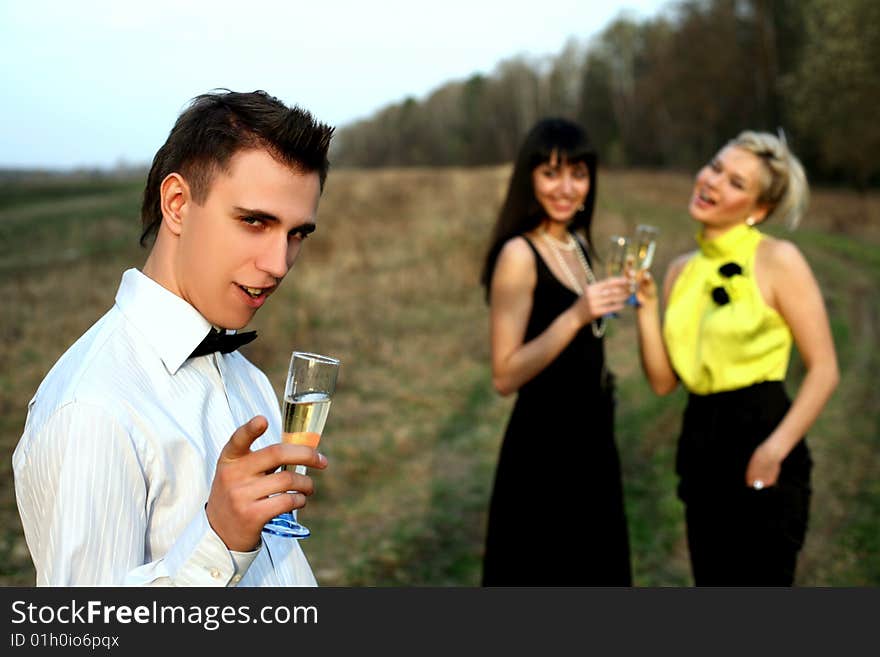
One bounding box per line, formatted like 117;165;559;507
480;117;599;300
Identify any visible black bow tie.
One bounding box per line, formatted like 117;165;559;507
189;328;257;358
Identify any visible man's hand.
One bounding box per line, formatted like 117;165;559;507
205;415;328;551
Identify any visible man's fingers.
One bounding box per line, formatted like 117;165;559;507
252;469;316;500
263;491;309;519
219;415;330;474
220;415;269;463
249;443;328;475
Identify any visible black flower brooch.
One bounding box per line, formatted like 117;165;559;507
711;262;743;306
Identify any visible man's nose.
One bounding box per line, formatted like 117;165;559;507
257;235;290;279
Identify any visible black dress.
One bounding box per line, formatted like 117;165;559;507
482;236;632;586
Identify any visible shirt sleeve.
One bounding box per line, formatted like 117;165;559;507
14;400;259;586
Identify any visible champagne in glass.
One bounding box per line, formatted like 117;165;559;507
281;391;332;467
627;224;659;306
634;224;658;271
263;351;340;539
606;235;630;278
605;235;629;318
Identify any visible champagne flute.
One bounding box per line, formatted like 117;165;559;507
262;351;340;539
627;224;659;306
604;235;630;318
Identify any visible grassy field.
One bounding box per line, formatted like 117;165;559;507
0;166;877;586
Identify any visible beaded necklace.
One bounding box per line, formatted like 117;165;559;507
540;229;578;252
539;229;606;338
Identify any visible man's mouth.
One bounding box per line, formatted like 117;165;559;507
238;284;273;299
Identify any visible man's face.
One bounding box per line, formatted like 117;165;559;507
173;148;321;329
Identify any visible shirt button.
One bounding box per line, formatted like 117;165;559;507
231;574;242;584
209;567;222;579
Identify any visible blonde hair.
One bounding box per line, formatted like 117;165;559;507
729;130;809;230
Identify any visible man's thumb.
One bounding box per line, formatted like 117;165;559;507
221;415;268;461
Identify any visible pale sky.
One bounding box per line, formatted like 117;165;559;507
0;0;668;170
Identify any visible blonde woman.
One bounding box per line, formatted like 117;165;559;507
635;131;839;585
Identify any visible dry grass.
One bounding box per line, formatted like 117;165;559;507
1;166;877;586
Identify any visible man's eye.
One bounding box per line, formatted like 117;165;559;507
242;216;264;226
289;229;310;240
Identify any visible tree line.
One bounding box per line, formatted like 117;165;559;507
331;0;879;188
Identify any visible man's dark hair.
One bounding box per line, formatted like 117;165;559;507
140;89;335;246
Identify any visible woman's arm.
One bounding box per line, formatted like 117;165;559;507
745;239;840;487
489;237;628;396
634;254;690;395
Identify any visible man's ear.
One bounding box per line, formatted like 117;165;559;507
159;173;190;237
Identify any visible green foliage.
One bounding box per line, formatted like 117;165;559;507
332;0;876;188
785;0;880;186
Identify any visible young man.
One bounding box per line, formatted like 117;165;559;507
13;90;335;586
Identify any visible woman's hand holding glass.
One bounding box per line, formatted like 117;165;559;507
626;225;660;306
632;267;659;309
575;277;630;325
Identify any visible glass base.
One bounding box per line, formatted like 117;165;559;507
262;512;310;539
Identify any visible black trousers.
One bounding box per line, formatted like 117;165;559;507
676;381;812;586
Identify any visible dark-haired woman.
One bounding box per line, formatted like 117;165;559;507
481;118;632;586
634;131;839;585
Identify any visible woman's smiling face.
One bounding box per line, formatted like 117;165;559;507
531;150;590;224
689;145;769;234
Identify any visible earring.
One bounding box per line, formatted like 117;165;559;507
578;203;585;212
746;216;756;226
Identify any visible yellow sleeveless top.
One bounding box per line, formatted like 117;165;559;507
663;223;792;395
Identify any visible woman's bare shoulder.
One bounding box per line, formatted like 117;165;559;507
496;235;535;267
758;234;806;264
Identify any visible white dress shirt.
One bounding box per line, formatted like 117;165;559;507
13;268;318;586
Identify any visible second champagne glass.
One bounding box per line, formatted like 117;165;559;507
627;224;659;306
262;351;340;539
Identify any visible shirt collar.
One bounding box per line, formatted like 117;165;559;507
695;223;760;260
114;268;215;375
